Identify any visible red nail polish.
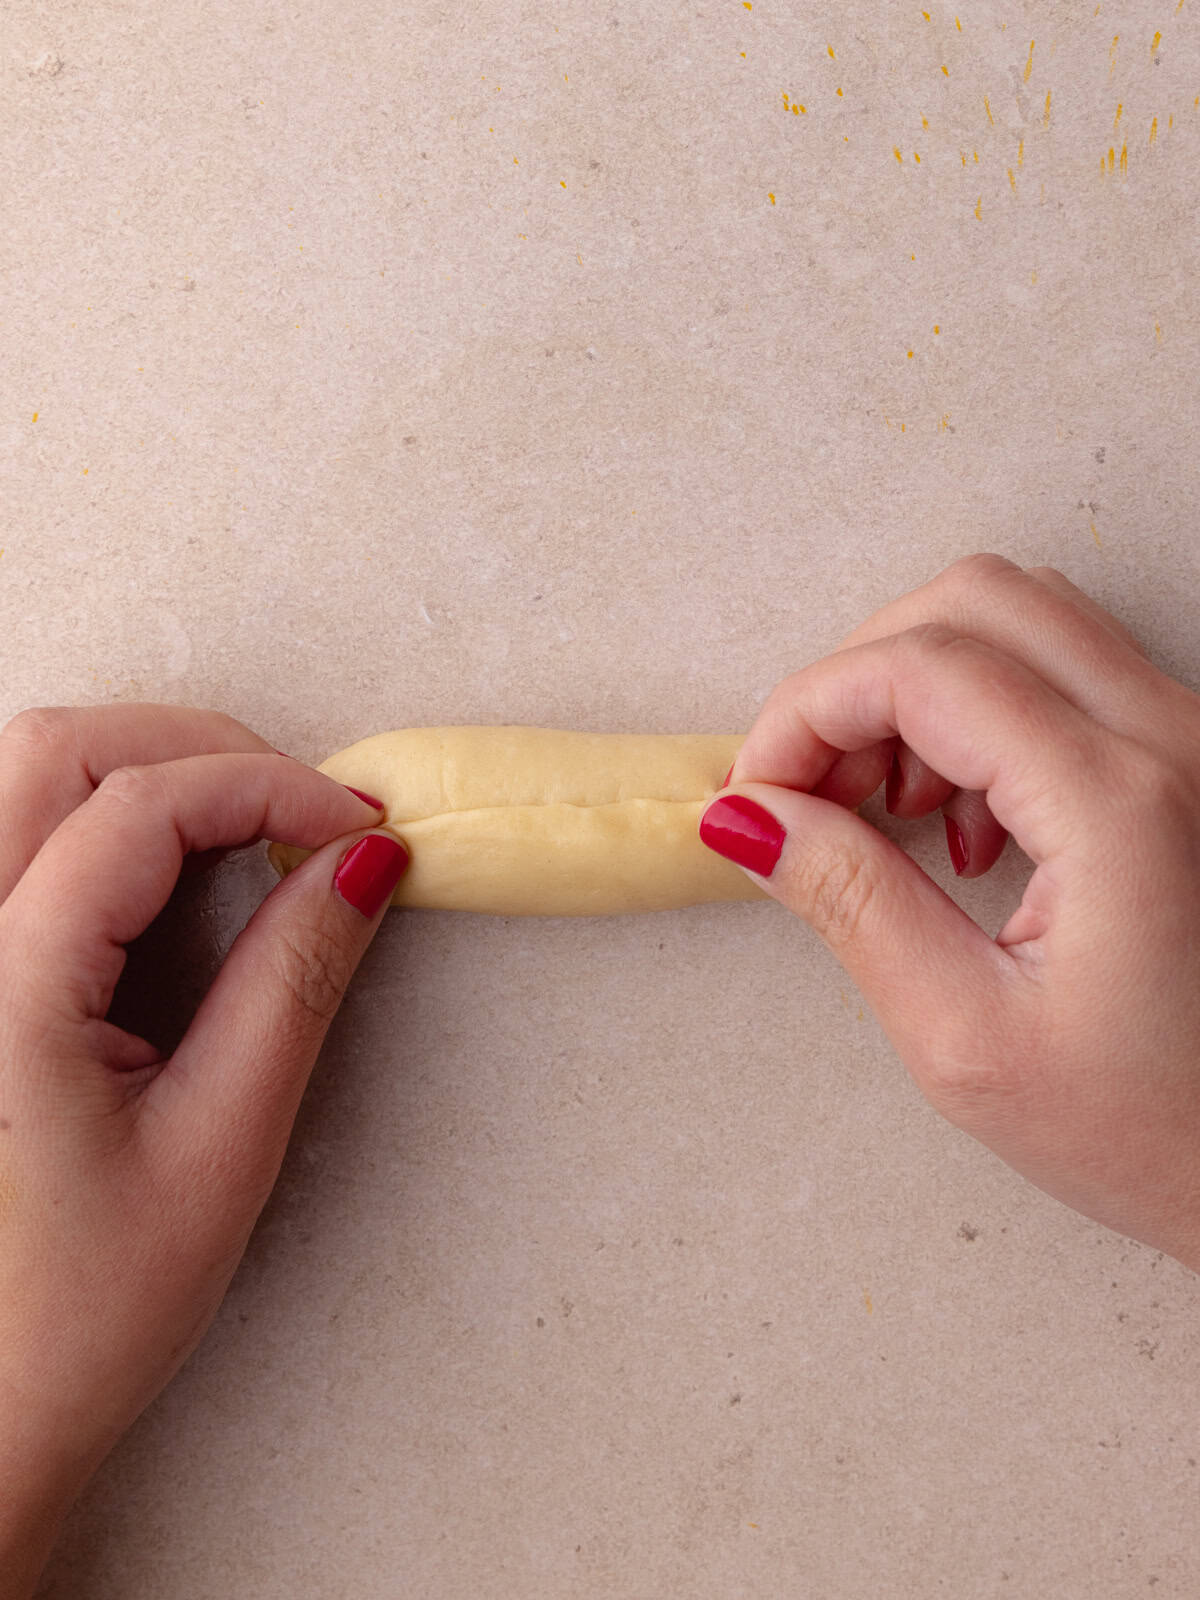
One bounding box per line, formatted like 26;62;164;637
334;835;408;917
699;795;786;877
885;752;903;813
723;764;735;787
344;785;385;811
945;816;968;875
274;749;294;758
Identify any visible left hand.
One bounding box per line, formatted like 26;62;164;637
0;704;409;1596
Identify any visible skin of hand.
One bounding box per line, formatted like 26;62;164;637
703;553;1200;1272
0;707;409;1597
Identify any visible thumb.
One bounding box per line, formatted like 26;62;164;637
699;783;1009;1048
153;827;409;1196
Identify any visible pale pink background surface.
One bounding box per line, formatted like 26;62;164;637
4;1;1200;1593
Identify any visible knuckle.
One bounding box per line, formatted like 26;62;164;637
941;551;1019;594
1;705;76;755
914;1009;1033;1131
1116;742;1192;817
272;921;356;1029
801;847;881;944
95;763;165;808
916;1045;1016;1130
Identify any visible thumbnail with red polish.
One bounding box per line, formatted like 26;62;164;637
699;795;786;878
334;835;409;917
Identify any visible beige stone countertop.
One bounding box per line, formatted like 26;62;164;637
4;0;1200;1593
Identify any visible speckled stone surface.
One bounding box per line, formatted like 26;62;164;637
4;0;1200;1593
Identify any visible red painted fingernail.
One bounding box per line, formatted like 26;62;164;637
945;816;968;876
344;785;385;811
723;764;735;787
334;834;409;917
885;752;904;813
275;749;298;759
699;795;786;877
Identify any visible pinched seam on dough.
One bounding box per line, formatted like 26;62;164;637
368;794;715;828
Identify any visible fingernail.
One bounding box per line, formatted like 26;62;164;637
945;816;968;876
334;834;409;917
723;764;735;787
344;785;385;811
275;749;298;760
885;752;904;813
699;795;786;878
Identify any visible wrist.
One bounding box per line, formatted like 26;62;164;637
0;1393;104;1599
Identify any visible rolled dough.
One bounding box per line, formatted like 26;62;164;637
266;726;767;916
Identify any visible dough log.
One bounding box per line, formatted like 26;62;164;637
266;726;768;916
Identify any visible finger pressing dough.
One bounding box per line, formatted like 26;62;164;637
266;726;768;916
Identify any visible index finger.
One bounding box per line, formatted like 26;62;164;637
0;754;383;1027
0;704;287;901
730;623;1109;865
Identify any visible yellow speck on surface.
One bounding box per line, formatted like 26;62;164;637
974;148;979;161
956;14;962;28
961;150;967;165
1044;89;1052;126
1114;102;1123;127
907;349;914;358
31;412;37;423
894;146;903;162
740;50;746;56
783;91;789;103
1151;29;1162;52
828;44;836;58
1091;520;1103;550
560;180;566;187
743;1;751;8
1150;115;1158;144
836;85;843;96
1018;138;1024;165
1032;269;1038;283
1169;112;1173;129
922;9;930;18
748;1522;760;1530
794;103;802;113
938;412;951;431
934;323;940;333
1024;40;1035;81
1008;167;1017;191
1107;146;1115;171
864;1290;873;1313
900;423;906;433
1120;141;1128;174
941;63;949;75
1156;320;1164;343
921;114;929;129
1109;34;1119;75
82;467;88;474
984;94;994;124
975;194;982;218
914;150;920;161
577;252;583;264
768;191;776;203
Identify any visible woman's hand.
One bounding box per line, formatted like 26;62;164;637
0;705;408;1595
702;554;1200;1270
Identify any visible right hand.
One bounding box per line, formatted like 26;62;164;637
702;554;1200;1269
